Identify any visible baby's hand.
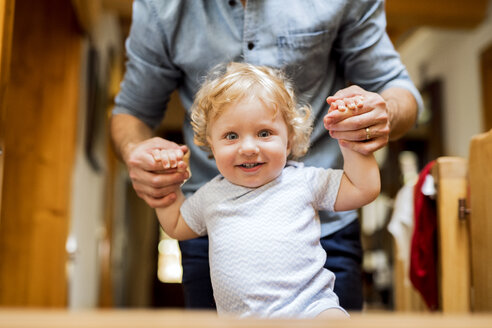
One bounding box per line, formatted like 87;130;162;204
327;95;364;113
324;95;364;130
151;147;187;173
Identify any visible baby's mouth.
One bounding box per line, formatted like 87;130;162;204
239;162;263;169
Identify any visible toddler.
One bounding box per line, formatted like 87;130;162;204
154;62;380;318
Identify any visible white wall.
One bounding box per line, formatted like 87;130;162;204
398;0;492;157
67;13;122;309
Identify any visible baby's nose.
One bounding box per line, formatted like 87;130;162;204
238;137;259;156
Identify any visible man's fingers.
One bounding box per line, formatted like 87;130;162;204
133;173;184;197
324;108;360;127
140;192;178;209
338;136;387;156
330;126;376;142
130;167;188;189
138;181;183;199
147;137;184;151
333;85;365;99
326;85;366;106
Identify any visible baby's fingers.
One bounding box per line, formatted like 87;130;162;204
163;150;179;169
354;95;364;108
152;149;181;169
333;99;348;112
346;95;364;111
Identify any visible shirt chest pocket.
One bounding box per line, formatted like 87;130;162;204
277;30;334;93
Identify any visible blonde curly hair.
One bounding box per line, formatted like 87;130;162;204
191;62;312;159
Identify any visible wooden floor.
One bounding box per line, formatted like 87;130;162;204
0;309;492;328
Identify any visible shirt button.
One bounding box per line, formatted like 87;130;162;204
228;0;236;6
247;42;255;50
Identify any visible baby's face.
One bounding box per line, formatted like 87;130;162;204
207;97;291;188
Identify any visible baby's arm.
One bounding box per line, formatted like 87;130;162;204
328;96;381;211
334;145;380;211
153;149;199;240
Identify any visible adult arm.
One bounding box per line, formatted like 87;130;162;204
324;1;421;155
111;0;188;208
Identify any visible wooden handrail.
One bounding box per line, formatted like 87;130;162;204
0;309;492;328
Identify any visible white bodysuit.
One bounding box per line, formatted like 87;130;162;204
180;161;345;318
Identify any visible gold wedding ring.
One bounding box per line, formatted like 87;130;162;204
365;127;371;140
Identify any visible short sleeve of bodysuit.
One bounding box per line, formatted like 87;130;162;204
303;166;344;212
180;183;211;236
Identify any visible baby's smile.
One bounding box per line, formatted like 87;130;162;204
237;162;265;170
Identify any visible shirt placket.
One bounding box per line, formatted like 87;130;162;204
241;0;258;63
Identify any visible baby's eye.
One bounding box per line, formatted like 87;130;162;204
258;130;271;138
225;132;238;140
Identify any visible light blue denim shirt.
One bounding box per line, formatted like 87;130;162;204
114;0;423;237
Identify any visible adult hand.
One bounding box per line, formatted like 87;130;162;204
323;85;390;155
124;137;189;208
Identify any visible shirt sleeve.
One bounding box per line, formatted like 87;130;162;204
113;0;182;129
180;188;208;236
305;167;344;212
334;0;424;113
